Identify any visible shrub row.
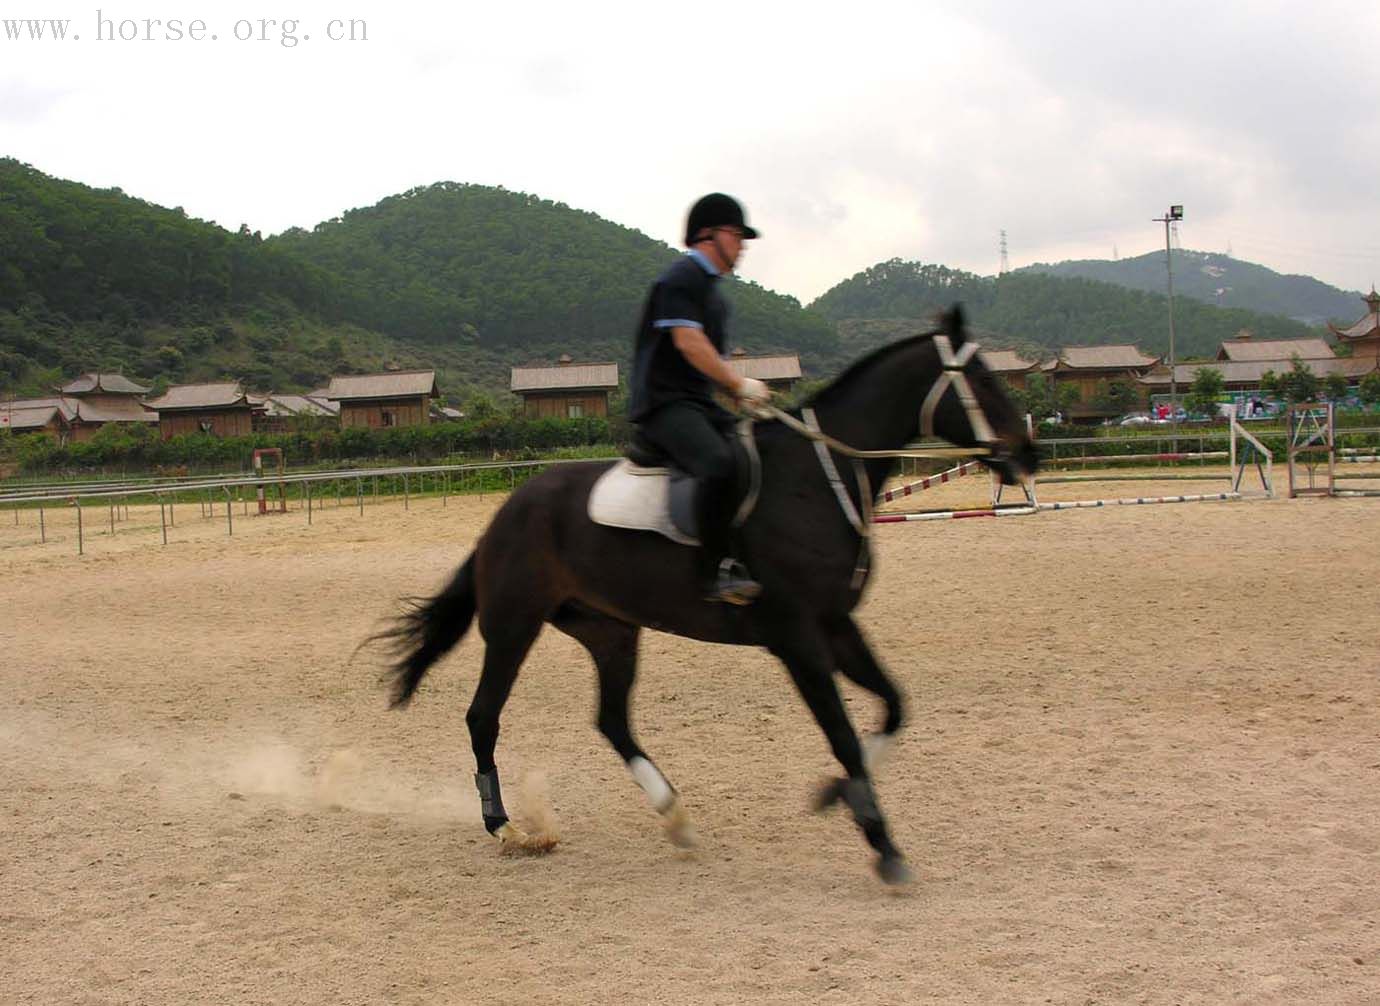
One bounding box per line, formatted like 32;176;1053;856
2;414;624;474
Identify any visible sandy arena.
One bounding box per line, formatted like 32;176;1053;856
3;470;1379;1004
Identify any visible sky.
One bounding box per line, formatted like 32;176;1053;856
4;0;1379;305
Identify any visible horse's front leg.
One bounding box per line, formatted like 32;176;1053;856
764;617;911;885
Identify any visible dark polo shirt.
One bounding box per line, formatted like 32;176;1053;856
628;249;730;422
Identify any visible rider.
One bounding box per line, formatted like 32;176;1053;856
628;193;772;605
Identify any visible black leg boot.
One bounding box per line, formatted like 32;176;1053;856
697;479;761;605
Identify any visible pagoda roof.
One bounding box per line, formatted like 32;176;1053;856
1328;288;1380;341
1042;345;1160;371
59;372;151;395
979;350;1041;374
143;382;251;411
1141;356;1379;386
1217;337;1335;362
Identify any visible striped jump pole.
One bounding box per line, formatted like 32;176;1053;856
874;506;1037;523
1039;472;1233;485
881;459;986;502
1045;450;1228;468
1336;455;1380;464
1036;492;1240;511
1334;489;1380;498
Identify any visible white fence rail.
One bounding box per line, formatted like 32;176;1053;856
0;458;610;556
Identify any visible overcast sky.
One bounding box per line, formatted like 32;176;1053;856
4;0;1378;304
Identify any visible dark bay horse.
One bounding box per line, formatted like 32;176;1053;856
379;307;1038;884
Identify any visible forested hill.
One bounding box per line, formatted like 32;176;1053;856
269;182;836;372
0;160;834;397
809;259;1321;361
1020;250;1362;326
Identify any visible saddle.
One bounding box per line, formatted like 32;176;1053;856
587;426;760;546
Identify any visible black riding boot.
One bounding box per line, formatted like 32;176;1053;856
697;478;760;605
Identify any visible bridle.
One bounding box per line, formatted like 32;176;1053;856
919;334;997;447
768;333;1004;463
755;332;1011;588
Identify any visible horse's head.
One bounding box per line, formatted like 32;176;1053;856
924;306;1040;486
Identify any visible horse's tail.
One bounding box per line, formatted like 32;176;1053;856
375;554;478;709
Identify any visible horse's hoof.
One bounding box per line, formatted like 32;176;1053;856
495;822;558;856
812;777;845;813
876;856;914;886
664;798;697;849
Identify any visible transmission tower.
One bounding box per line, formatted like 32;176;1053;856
998;229;1009;274
1113;243;1119;261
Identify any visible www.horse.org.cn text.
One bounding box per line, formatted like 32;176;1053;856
2;13;369;47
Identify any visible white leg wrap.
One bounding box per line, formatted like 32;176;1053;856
863;733;893;771
629;756;674;813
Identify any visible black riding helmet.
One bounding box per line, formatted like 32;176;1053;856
684;193;759;246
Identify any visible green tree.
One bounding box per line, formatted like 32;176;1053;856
1184;366;1226;418
1274;355;1320;404
1358;372;1380;407
156;344;184;374
1323;373;1349;403
1013;373;1078;420
1091;378;1141;415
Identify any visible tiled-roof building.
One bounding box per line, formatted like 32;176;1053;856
1328;289;1380;362
1;372;157;442
979;350;1041;390
1215;335;1335;362
726;349;802;393
1142;356;1379;393
142;382;255;439
253;393;340;433
325;370;439;429
510;357;619;418
0;400;71;440
1042;345;1161;421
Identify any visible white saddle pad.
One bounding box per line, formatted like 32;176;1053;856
587;459;698;546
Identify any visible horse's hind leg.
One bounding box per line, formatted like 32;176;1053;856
467;612;544;850
551;606;695;849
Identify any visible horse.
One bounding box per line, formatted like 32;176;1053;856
377;307;1038;884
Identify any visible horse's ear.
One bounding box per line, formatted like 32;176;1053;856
940;304;967;344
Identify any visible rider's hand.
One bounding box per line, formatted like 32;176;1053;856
734;377;772;417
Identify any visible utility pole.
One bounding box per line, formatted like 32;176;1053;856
1152;205;1183;436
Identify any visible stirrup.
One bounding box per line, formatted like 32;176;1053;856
705;558;761;606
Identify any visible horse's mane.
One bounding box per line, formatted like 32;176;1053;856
800;330;939;411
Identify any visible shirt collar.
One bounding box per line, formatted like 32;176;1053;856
686;248;720;276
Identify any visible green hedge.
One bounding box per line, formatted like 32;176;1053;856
2;413;622;474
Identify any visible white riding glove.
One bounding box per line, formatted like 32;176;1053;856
733;377;773;418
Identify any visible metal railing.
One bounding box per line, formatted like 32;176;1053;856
0;457;610;556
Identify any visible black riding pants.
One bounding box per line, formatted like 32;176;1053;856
636;400;739;580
